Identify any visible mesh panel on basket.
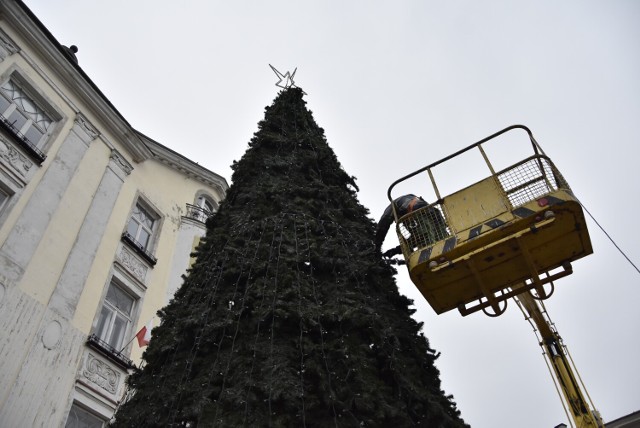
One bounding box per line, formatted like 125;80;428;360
498;157;566;208
397;204;449;255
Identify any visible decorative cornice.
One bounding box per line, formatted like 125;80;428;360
0;28;19;60
122;131;153;163
74;112;100;141
135;130;229;198
109;149;133;176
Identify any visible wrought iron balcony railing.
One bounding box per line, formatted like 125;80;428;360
0;113;47;164
121;231;158;266
86;333;135;370
185;203;213;224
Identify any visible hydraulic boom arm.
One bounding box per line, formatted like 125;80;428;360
515;290;603;428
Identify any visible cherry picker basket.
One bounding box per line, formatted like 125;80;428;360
387;125;592;316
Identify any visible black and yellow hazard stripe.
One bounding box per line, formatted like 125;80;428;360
411;189;578;264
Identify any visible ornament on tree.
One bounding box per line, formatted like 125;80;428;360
269;64;305;93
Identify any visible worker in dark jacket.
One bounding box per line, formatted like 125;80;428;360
375;194;447;257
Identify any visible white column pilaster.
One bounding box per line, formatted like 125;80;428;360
48;149;132;318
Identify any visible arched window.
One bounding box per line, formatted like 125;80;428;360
187;193;217;223
196;194;215;214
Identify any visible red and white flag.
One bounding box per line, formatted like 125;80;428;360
135;319;153;347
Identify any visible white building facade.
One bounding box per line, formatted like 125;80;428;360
0;1;228;426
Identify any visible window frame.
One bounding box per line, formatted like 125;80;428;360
126;202;156;251
186;191;218;223
122;196;162;266
0;185;10;213
94;279;136;352
196;193;216;213
0;69;62;164
0;78;53;147
88;269;144;368
64;401;107;428
0;173;18;228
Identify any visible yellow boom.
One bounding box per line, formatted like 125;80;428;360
515;288;603;427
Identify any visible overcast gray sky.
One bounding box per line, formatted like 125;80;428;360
25;1;640;426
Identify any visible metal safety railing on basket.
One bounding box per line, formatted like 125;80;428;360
388;125;568;260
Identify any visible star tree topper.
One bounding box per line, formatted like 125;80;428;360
269;64;305;93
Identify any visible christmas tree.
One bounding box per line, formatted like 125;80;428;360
112;87;467;427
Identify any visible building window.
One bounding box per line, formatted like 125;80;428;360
94;282;135;352
65;402;106;428
185;193;217;224
122;200;159;265
196;194;215;213
0;175;18;226
0;187;9;211
0;79;53;149
126;202;156;250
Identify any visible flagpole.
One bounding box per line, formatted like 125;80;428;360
118;334;138;354
119;317;154;353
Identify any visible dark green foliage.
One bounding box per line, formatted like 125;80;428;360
112;88;468;427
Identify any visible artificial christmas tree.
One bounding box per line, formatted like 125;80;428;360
112;87;467;427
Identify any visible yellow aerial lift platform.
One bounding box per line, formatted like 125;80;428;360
387;124;592;317
387;125;603;427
